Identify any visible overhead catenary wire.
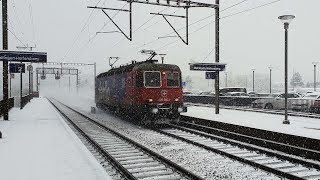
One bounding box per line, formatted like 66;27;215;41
8;28;27;47
112;7;176;52
10;0;25;38
72;5;170;59
133;0;252;52
198;0;282;62
61;0;107;61
155;0;281;53
28;0;36;44
71;3;129;59
73;0;251;61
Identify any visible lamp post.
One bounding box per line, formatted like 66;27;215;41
251;68;256;92
268;66;272;94
312;62;318;92
279;14;295;124
225;72;228;87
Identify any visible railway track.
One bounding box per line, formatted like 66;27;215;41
155;124;320;180
48;98;202;180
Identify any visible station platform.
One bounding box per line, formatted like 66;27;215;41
185;105;320;140
0;98;111;180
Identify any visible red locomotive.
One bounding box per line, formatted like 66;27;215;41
95;58;187;124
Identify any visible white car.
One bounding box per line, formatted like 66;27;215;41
291;93;320;111
225;92;249;97
252;93;301;109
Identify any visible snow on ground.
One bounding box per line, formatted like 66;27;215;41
50;89;320;140
53;95;279;179
184;106;320;140
0;98;111;180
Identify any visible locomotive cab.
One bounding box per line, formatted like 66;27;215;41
133;63;187;123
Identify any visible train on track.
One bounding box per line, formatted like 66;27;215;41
95;57;187;125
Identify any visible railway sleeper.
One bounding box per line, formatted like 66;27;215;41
281;166;309;173
255;158;282;164
246;156;270;161
128;165;167;173
276;164;296;169
103;145;133;150
123;161;161;169
112;152;144;158
237;152;260;158
119;158;155;165
108;149;140;155
97;140;125;144
295;171;320;179
115;155;149;162
132;169;175;179
139;174;182;180
100;142;129;147
106;148;136;154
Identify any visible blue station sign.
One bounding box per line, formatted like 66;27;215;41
205;72;217;79
190;63;226;71
9;63;25;73
0;51;47;63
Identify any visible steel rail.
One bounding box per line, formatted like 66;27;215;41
180;114;320;159
50;98;203;180
155;125;320;179
48;99;136;180
169;123;320;169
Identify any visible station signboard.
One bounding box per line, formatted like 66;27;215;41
182;81;186;87
0;51;47;63
9;63;25;73
190;63;226;71
205;72;217;79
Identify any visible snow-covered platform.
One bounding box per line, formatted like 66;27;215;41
185;106;320;140
0;98;111;180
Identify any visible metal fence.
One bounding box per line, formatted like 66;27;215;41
183;95;260;106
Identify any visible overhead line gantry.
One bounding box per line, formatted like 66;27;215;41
88;0;218;45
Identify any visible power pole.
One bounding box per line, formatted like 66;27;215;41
2;0;9;120
69;76;71;92
19;67;23;110
214;0;220;114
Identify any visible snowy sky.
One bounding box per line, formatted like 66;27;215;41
2;0;320;84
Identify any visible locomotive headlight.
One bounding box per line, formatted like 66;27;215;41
151;108;159;114
148;99;153;102
175;98;179;102
178;107;183;112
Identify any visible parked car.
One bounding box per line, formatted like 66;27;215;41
291;93;320;111
199;91;215;96
225;92;249;97
247;92;256;97
310;99;320;113
220;87;247;96
183;91;193;95
252;92;301;109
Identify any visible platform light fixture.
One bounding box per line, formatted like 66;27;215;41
278;14;295;124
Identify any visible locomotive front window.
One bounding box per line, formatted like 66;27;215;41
166;71;180;87
144;71;161;88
